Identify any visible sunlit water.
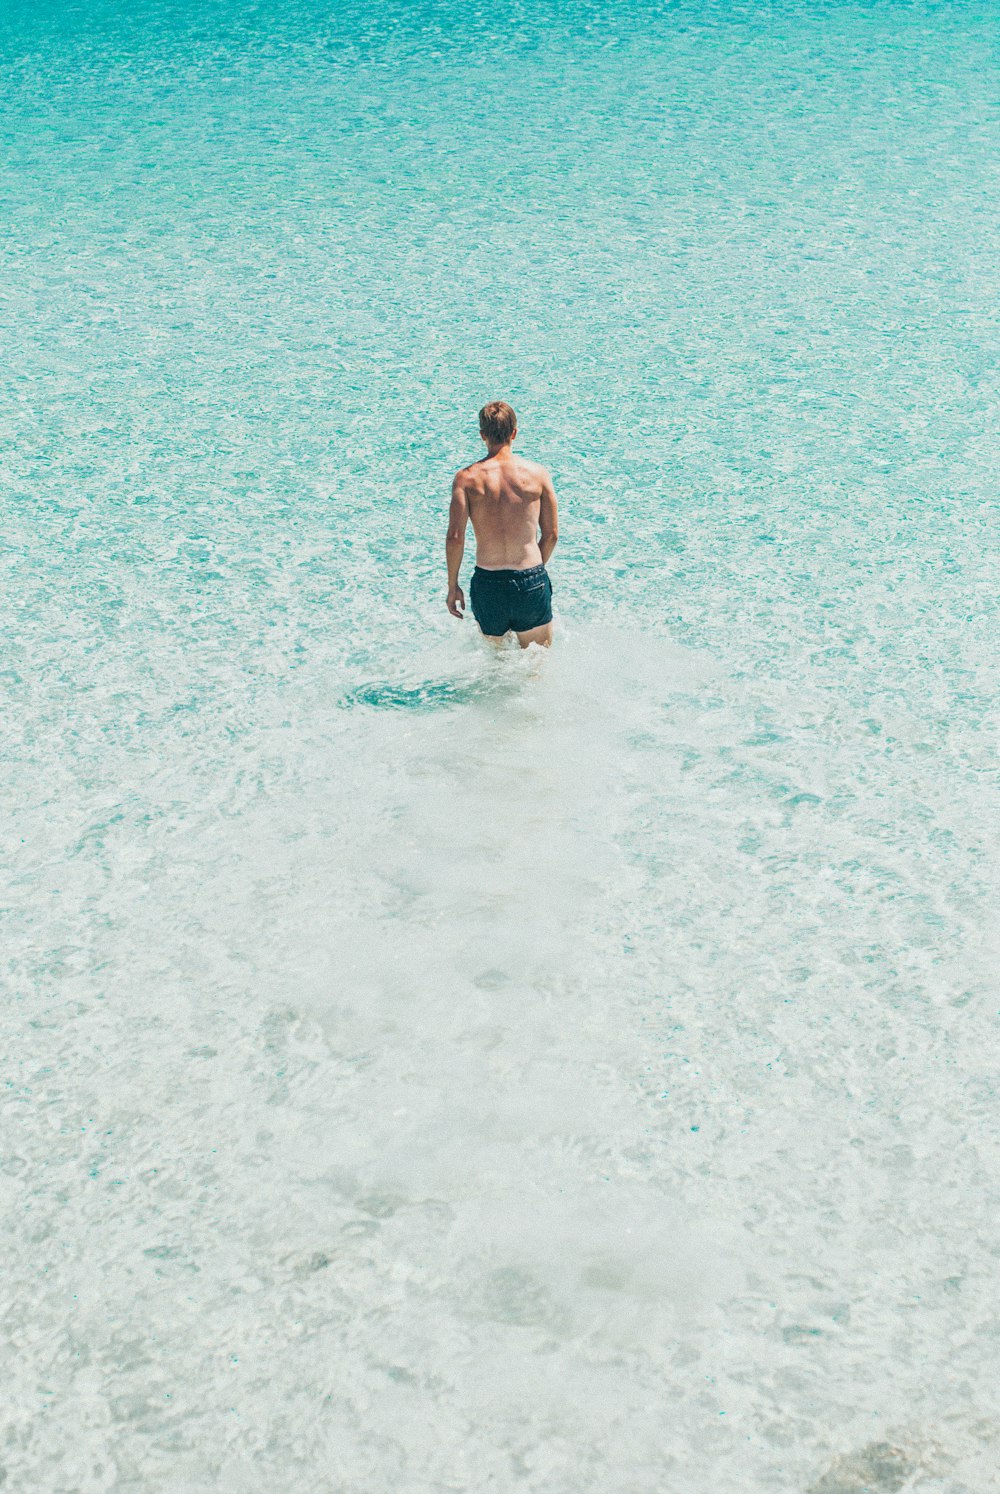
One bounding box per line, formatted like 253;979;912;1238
3;1;999;1489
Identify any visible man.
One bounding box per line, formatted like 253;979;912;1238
446;401;559;648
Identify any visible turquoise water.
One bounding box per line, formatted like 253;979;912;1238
3;1;999;1489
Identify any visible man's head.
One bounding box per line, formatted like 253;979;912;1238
479;400;517;448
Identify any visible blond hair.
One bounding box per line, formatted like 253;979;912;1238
479;400;517;446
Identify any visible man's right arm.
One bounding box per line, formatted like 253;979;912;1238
539;471;559;565
446;474;469;618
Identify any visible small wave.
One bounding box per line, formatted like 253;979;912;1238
339;674;496;712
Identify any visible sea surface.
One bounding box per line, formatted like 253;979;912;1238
2;1;999;1490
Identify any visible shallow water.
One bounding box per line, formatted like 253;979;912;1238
2;1;999;1490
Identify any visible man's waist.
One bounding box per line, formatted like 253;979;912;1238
472;563;548;582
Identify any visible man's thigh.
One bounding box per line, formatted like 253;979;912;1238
516;623;553;649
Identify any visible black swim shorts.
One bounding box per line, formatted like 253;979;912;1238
469;564;553;637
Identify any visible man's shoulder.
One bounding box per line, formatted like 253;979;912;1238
452;459;487;489
514;454;553;487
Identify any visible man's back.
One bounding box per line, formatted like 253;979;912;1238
457;450;550;571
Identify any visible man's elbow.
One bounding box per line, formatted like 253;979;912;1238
541;528;558;547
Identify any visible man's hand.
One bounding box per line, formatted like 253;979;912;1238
447;584;465;619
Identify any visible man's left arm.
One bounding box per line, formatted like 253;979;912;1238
539;472;559;565
446;475;469;618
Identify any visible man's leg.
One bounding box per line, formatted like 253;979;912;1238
516;623;553;649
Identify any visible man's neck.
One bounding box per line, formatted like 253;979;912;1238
485;442;514;459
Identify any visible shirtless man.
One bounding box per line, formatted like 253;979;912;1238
446;401;559;647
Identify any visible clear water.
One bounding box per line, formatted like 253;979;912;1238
3;1;998;1489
